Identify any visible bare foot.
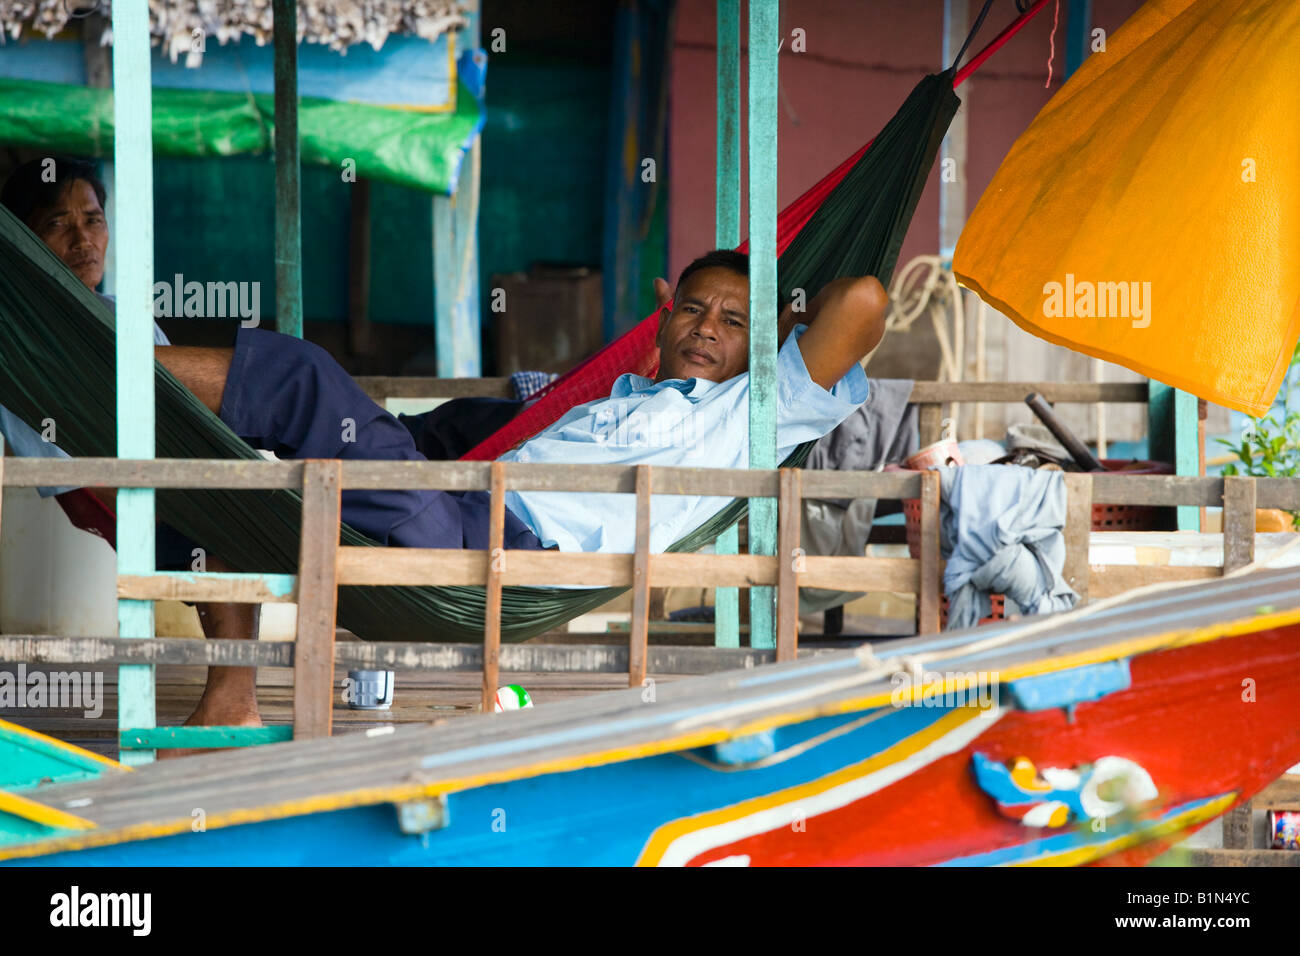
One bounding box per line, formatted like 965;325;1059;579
155;695;263;760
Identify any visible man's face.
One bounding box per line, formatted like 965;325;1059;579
655;267;750;383
27;178;108;290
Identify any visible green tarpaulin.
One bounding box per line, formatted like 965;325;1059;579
0;77;481;195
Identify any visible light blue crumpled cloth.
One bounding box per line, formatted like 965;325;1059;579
935;464;1079;630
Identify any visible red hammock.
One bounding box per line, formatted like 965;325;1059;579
461;0;1048;461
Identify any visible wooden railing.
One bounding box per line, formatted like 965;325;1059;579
3;456;1298;753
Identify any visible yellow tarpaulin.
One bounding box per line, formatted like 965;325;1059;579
953;0;1300;416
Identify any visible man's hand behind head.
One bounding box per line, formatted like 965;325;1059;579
793;276;888;389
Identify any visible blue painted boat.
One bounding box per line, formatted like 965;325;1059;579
3;564;1300;866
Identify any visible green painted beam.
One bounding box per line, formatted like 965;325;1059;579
714;0;742;649
111;0;157;768
747;0;780;649
120;726;294;750
273;0;304;338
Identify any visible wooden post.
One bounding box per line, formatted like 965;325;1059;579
1223;475;1256;573
293;460;341;739
918;403;944;446
776;468;802;661
917;470;942;634
713;0;742;650
1198;398;1208;532
747;0;780;650
1063;472;1092;603
273;0;304;338
481;461;506;712
1222;803;1253;850
629;466;653;687
111;0;158;766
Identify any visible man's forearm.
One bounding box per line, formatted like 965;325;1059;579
791;276;888;388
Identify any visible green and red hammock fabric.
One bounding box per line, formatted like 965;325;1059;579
0;1;1045;643
465;0;1048;462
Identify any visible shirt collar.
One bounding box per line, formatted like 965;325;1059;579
610;373;721;400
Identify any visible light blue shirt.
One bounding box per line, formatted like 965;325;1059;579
501;325;868;554
0;295;170;496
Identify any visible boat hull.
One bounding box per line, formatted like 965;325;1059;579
7;623;1297;866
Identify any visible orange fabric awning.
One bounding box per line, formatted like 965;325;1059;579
954;0;1300;416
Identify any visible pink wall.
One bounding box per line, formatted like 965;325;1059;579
667;0;1146;278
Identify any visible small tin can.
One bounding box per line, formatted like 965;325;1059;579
905;439;965;471
1267;810;1300;850
346;669;395;710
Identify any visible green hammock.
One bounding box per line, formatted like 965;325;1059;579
0;71;959;643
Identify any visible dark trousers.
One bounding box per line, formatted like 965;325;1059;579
215;327;542;551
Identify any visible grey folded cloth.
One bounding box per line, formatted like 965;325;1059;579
936;463;1078;629
1004;422;1070;463
799;378;917;615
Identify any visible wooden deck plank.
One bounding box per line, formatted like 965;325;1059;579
627;466;652;688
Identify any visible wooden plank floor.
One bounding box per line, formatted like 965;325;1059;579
0;660;658;761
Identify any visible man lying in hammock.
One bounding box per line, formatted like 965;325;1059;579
0;157;261;742
156;249;887;557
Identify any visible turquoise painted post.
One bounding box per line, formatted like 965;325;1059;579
273;0;304;339
433;155;484;378
111;0;157;766
747;0;779;649
1064;0;1093;75
435;8;482;377
1149;383;1200;529
714;0;741;649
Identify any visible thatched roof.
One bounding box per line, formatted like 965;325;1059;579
0;1;468;61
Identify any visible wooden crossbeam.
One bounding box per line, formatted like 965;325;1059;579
118;572;298;603
0;635;804;674
7;458;1300;510
776;468;801;662
356;376;513;401
335;547;919;591
350;378;1150;405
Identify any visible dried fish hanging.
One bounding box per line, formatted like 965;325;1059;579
0;0;468;62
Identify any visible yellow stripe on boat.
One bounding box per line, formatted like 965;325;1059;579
636;703;997;866
0;790;95;831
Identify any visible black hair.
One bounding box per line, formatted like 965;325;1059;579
1;156;107;226
674;249;749;296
